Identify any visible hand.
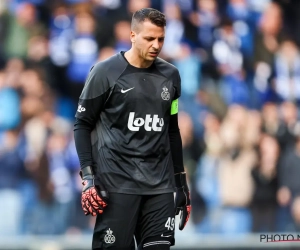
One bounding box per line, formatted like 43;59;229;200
174;172;191;230
277;186;291;207
80;166;109;216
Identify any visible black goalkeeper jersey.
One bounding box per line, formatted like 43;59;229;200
75;52;181;195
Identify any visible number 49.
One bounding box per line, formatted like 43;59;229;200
165;217;175;231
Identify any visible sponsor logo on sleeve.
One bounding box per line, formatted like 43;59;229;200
77;105;86;113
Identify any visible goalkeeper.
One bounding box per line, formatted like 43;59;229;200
74;7;191;250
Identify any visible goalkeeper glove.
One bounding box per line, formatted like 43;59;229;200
174;172;191;230
80;166;109;216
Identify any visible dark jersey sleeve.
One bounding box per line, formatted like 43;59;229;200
168;114;184;174
173;70;181;100
74;62;112;169
168;69;184;174
74;118;94;168
75;63;111;124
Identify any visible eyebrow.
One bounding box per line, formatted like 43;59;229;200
144;36;165;39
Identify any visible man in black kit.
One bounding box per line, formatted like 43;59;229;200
74;7;191;250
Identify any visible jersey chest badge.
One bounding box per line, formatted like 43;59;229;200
161;87;170;101
104;228;116;244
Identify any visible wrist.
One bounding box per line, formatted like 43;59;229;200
174;172;188;189
80;166;94;179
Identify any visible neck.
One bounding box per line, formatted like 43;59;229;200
124;49;153;68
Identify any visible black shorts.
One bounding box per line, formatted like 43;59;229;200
92;192;175;250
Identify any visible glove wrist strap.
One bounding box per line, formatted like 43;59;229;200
174;172;188;189
80;166;94;179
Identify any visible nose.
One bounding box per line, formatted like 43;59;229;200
152;39;159;50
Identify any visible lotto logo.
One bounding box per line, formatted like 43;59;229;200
77;105;86;113
127;112;164;131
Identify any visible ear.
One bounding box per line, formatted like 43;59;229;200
130;31;136;43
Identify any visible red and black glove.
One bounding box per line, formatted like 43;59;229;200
80;166;109;216
174;172;191;230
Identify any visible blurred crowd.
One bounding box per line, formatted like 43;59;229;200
1;0;300;237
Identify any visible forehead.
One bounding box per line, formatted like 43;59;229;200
137;20;165;37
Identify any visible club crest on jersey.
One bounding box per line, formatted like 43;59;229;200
161;87;170;101
104;228;115;244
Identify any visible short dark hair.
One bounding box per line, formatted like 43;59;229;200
131;8;166;31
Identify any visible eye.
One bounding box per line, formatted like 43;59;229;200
159;38;165;42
